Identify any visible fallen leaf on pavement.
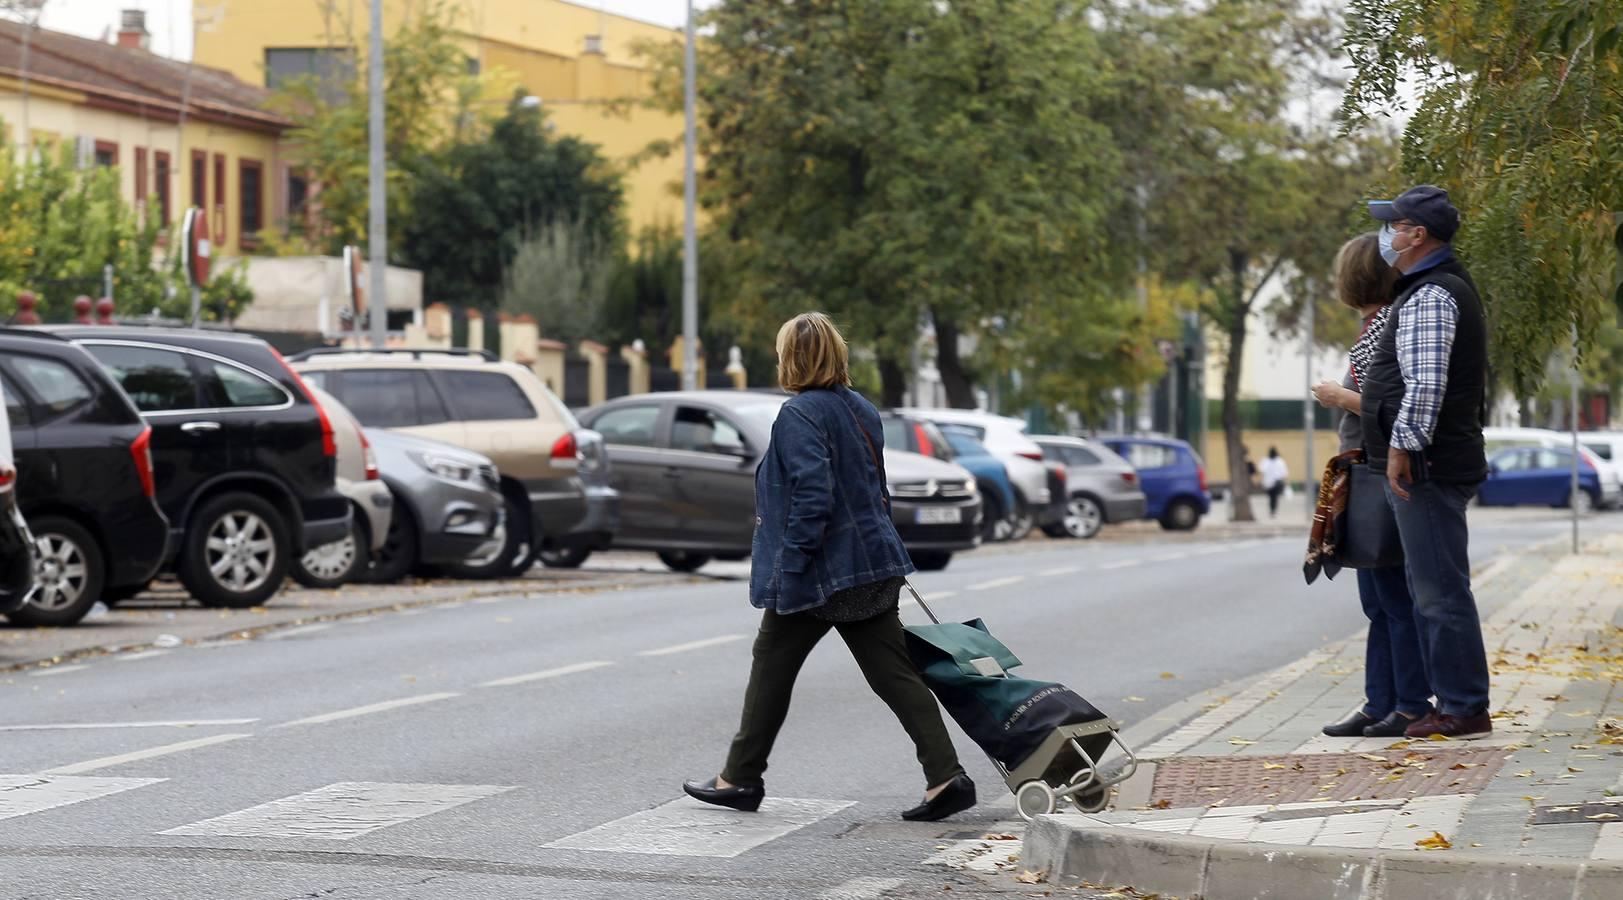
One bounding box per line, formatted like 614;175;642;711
1587;813;1621;821
1159;672;1178;679
1262;763;1287;770
1228;738;1255;746
1449;763;1479;770
984;833;1020;841
1014;870;1047;884
1123;696;1146;702
1426;733;1451;742
1415;832;1452;850
1358;753;1387;762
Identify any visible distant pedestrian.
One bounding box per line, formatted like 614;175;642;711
683;312;976;822
1363;185;1492;740
1259;448;1288;518
1313;233;1431;738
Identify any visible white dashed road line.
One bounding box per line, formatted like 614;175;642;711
41;734;252;775
28;665;89;678
116;650;172;662
480;661;615;688
261;624;333;641
637;635;748;657
967;576;1025;592
1098;558;1142;570
0;720;258;732
274;693;461;728
1039;565;1083;577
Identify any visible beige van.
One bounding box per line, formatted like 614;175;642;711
291;349;618;577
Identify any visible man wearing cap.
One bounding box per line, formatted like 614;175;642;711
1360;184;1492;740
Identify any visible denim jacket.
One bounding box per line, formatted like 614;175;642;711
749;385;915;613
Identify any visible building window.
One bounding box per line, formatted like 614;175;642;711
93;139;118;168
134;147;148;204
264;47;355;103
213;153;227;246
239;159;263;245
154;151;172;228
286;171;309;224
191;149;207;208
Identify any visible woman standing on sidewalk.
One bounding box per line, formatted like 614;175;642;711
683;312;976;822
1312;233;1433;737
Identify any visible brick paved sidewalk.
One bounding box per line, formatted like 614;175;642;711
1080;532;1623;863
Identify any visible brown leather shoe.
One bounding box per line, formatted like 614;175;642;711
1405;711;1492;740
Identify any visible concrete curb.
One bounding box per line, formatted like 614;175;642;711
1024;815;1623;900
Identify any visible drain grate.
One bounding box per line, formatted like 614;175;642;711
1148;746;1511;809
1531;798;1623;825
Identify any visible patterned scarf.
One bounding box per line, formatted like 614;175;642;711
1347;305;1391;388
1304;448;1364;584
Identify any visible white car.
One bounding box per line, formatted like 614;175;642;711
1483;426;1620;509
899;408;1054;540
1578;432;1623;509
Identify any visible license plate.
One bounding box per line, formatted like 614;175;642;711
915;507;962;525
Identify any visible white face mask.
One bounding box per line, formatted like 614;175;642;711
1378;224;1401;266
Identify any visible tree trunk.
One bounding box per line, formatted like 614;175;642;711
1222;250;1256;523
877;354;908;409
932;309;978;409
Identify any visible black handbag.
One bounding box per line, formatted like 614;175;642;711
1334;459;1404;569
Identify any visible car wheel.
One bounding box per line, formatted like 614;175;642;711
1568;488;1595;515
658;551;712;573
442;494;533;580
364;497;419;584
1062;496;1104;539
1159;498;1202;531
538;547;593;569
977;493;1005;543
1007;498;1036;541
909;550;953;571
177;493;289;609
8;516;104;627
291;517;369;589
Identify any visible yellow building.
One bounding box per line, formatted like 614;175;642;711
0;14;293;258
192;0;687;231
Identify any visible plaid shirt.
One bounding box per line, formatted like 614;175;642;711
1391;283;1459;451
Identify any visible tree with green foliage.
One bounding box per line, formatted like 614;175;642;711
498;219;614;346
1102;0;1380;521
1342;0;1623;402
403;92;625;309
267;0;480;256
647;0;1141;408
0;142;250;322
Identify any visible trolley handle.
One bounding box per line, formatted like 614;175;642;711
904;580;940;624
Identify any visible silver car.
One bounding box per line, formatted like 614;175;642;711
363;429;506;583
294;387;394;588
1033;436;1149;539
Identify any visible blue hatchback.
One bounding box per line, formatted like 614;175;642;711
1478;446;1602;511
1098;437;1211;530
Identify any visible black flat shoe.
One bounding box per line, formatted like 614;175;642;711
683;778;764;812
901;774;976;822
1322;710;1380;737
1363;710;1427;738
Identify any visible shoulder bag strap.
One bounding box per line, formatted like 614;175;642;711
843;399;890;508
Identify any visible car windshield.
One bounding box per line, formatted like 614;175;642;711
943;430;990;457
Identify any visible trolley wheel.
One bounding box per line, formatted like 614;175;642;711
1065;771;1111;813
1015;780;1057;820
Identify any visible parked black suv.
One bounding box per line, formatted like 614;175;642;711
46;326;351;608
0;329;169;625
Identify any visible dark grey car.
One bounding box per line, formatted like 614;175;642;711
577;390;981;572
362;428;505;583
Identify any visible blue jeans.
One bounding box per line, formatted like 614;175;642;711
1384;478;1491;717
1357;566;1432;718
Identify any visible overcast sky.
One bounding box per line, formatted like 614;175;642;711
16;1;718;60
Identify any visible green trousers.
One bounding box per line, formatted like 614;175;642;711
721;607;965;789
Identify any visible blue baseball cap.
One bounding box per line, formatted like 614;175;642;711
1368;184;1460;242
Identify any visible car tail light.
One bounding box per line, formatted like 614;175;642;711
551;431;580;469
271;348;336;458
914;424;934;459
1017;450;1044;462
1121;471;1138;485
130;425;157;498
1197;465;1208;492
358;426;380;481
0;467;13;492
1051;463;1067;485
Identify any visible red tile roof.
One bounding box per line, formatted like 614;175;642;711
0;19;289;133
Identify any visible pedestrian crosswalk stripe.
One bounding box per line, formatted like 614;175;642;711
544;796;853;858
0;774;164;821
161;781;515;840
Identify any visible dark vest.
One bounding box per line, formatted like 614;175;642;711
1359;256;1488;483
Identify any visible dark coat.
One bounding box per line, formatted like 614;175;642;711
749;385;914;613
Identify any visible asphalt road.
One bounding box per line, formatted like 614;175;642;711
1;508;1613;900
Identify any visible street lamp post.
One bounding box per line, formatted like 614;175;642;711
367;0;388;349
681;0;699;390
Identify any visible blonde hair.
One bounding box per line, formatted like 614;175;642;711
775;312;851;393
1335;232;1398;311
